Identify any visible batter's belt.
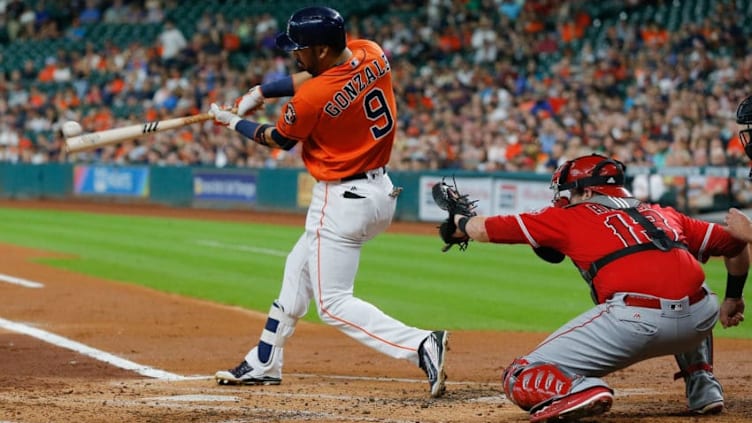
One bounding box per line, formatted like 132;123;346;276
623;288;707;309
341;166;387;182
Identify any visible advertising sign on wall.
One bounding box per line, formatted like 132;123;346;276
418;176;552;221
193;170;256;203
492;179;552;215
73;165;149;197
296;172;316;208
418;176;494;222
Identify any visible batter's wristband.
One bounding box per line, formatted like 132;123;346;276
458;216;470;236
725;272;747;299
260;76;294;98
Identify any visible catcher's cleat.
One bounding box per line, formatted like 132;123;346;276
215;360;282;386
529;386;613;423
691;400;724;415
418;330;448;398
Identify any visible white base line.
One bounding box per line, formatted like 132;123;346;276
0;317;191;381
0;273;43;288
0;318;662;398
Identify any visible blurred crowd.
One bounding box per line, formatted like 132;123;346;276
1;0;752;211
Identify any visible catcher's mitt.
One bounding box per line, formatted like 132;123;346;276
432;177;478;252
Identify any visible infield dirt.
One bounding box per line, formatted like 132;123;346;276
0;200;750;422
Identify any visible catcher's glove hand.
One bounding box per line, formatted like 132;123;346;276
432;177;478;252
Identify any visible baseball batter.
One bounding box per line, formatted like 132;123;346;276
208;6;448;397
441;154;748;422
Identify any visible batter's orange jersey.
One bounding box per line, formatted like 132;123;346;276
275;39;397;181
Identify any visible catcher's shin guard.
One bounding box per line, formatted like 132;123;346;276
502;358;579;411
674;335;724;414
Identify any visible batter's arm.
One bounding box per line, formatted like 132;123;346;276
258;71;313;98
208;105;298;151
236;72;314;116
235;122;298;150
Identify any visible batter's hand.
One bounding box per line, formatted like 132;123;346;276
235;86;264;116
209;103;241;129
719;297;745;328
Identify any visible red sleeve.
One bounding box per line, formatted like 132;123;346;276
675;211;747;262
484;206;570;250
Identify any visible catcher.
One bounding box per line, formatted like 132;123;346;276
433;153;749;422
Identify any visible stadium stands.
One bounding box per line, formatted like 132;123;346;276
0;0;750;199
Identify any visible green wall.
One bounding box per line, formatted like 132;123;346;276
0;163;556;221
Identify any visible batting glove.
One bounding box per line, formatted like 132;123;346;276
234;86;264;116
209;103;241;130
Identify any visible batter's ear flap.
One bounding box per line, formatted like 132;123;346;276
532;246;566;264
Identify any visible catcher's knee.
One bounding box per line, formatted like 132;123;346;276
502;358;580;411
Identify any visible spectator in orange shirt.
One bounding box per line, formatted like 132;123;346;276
37;57;57;82
641;23;668;47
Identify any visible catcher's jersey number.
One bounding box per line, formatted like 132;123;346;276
605;208;677;247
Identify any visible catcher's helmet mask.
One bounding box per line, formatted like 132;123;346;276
551;154;631;200
276;6;346;52
736;95;752;167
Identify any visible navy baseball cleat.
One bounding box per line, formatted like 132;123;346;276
215;361;282;386
529;386;613;422
418;330;448;398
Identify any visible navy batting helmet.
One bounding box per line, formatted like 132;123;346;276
276;6;346;52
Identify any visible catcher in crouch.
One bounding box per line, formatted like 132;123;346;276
434;153;749;422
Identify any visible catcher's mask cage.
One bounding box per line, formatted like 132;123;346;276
275;6;346;52
551;153;632;199
736;95;752;167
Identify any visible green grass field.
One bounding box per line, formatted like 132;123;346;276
0;206;749;339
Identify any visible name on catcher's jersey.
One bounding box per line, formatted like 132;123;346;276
276;39;396;181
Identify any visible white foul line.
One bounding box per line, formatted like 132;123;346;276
0;273;44;288
0;315;665;401
195;240;288;257
0;317;195;381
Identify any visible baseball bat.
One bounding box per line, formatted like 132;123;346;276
65;112;214;153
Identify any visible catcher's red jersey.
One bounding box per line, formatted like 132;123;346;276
276;39;396;181
484;202;747;303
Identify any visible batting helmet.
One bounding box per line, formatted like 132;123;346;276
736;95;752;161
551;153;632;198
276;6;346;52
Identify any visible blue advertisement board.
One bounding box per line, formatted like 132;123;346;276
193;170;256;203
73;165;149;197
